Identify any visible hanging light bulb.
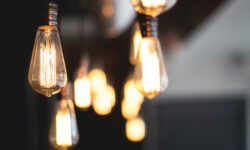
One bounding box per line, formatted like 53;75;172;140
74;55;91;110
134;36;168;99
130;0;177;17
49;82;79;150
126;117;146;142
28;2;67;97
129;22;142;65
132;15;168;99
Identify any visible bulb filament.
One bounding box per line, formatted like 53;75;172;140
40;33;56;88
56;108;72;147
140;40;160;97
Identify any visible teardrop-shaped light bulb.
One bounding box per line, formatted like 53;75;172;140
133;36;168;99
49;99;79;150
28;25;67;97
130;0;177;17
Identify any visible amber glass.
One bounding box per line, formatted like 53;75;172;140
49;99;79;150
28;25;67;97
130;0;177;17
133;36;168;99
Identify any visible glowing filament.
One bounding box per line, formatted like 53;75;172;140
140;41;160;95
40;40;56;88
74;77;91;109
142;0;166;7
56;109;72;147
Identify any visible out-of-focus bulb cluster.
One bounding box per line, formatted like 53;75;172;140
122;78;146;142
89;69;115;116
73;58;116;116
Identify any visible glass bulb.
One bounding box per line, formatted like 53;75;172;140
130;0;177;17
129;23;142;65
49;99;79;150
28;25;67;97
133;36;168;99
126;117;146;142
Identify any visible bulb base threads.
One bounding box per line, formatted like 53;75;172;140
138;13;158;37
48;2;58;27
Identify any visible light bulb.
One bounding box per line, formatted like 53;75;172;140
134;36;168;99
28;27;67;97
92;88;113;116
123;79;144;104
74;76;91;110
49;83;79;150
122;99;141;120
122;79;143;119
129;23;142;65
126;117;146;142
74;56;91;110
130;0;177;17
88;68;107;96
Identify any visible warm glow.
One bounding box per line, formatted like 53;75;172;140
56;105;72;147
137;39;161;98
130;29;142;64
126;117;146;142
141;0;166;7
74;76;91;109
40;35;56;88
122;99;141;120
124;80;144;104
92;89;113;116
88;69;107;95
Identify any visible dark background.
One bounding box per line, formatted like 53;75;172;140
1;0;246;150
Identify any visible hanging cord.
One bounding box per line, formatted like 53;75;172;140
48;0;58;27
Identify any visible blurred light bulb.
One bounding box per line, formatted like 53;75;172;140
130;0;177;16
124;80;144;104
28;25;67;97
74;76;91;110
88;69;107;96
122;79;143;119
134;36;168;99
92;88;113;116
126;117;146;142
129;23;142;65
122;99;141;120
49;83;79;150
